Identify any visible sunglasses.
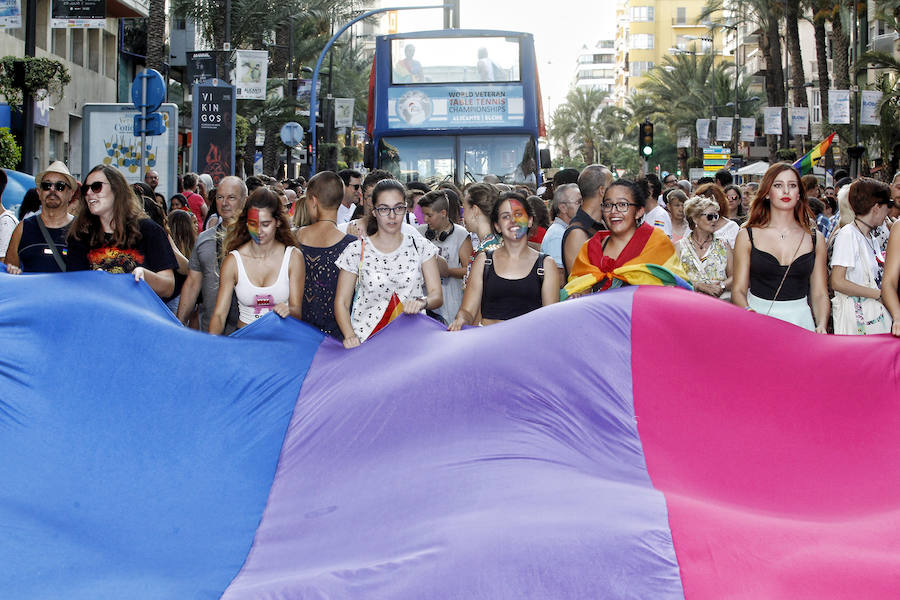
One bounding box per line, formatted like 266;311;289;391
40;181;69;192
81;181;106;194
702;213;720;222
349;183;361;190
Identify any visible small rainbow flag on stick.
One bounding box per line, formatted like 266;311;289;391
370;293;404;337
793;132;836;175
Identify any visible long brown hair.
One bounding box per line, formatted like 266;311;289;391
746;162;812;229
69;165;146;248
225;187;296;253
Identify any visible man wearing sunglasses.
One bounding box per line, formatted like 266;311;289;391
337;169;362;224
4;161;77;274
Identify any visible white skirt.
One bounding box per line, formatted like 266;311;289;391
747;291;815;331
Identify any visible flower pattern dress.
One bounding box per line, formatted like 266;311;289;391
676;235;729;293
335;233;437;341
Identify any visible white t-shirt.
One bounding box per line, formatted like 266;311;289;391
714;218;740;249
644;205;672;238
417;223;467;323
0;209;19;259
831;223;883;289
335;232;438;341
337;203;356;224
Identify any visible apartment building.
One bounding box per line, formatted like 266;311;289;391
574;40;616;96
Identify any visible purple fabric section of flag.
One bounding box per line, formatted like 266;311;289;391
223;288;685;599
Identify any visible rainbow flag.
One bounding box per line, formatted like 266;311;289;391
793;132;836;175
3;270;900;598
562;223;692;299
369;292;403;337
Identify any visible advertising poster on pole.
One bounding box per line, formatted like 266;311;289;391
333;98;355;128
51;0;105;28
828;90;850;124
696;119;710;148
763;107;782;135
860;90;882;126
0;0;21;28
233;50;268;101
715;117;733;142
676;128;691;149
789;107;809;135
740;117;756;142
192;81;235;184
82;103;179;202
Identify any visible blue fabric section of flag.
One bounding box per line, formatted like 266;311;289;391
0;271;323;599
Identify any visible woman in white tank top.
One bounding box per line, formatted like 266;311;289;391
209;187;305;334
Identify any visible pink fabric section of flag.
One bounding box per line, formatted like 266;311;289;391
631;286;900;599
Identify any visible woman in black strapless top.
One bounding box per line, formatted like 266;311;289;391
882;220;900;337
732;162;829;332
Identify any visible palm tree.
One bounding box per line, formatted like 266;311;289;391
145;0;166;75
551;87;611;164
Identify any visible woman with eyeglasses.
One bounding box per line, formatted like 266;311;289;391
731;162;829;332
335;179;443;348
676;196;733;299
449;191;559;330
566;179;686;294
208;187;305;335
67;165;178;298
829;177;893;334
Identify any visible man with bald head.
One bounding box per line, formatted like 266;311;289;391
177;175;247;332
562;164;612;279
144;169;159;191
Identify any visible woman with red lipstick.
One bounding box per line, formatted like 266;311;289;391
209;187;304;334
449;192;559;330
731;163;829;332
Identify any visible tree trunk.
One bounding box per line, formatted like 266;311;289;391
262;122;281;176
146;0;166;75
814;14;834;169
784;0;807;108
759;22;785;162
831;6;850;89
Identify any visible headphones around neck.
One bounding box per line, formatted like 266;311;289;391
425;226;453;242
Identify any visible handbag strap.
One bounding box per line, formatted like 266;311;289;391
35;216;67;272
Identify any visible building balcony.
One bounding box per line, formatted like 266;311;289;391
107;0;149;18
744;51;766;76
870;32;899;54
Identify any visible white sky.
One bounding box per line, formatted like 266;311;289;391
393;0;618;116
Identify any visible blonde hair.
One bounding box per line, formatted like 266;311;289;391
683;196;719;229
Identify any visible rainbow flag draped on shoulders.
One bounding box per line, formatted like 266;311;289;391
562;223;692;300
793;132;836;175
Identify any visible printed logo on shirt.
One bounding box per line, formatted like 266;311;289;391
87;247;144;273
253;294;275;317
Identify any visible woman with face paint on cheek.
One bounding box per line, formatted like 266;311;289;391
449;192;560;330
208;187;306;334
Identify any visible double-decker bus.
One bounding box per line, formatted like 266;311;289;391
365;29;549;187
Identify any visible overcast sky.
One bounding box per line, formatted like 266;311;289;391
394;0;618;116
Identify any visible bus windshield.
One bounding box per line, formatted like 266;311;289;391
391;36;521;84
379;135;535;185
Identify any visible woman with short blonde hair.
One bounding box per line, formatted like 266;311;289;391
676;196;732;298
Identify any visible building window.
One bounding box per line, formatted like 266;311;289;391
49;130;64;163
104;32;117;78
70;29;84;67
629;61;654;77
88;29;100;72
631;34;654;49
631;6;654;21
676;7;687;25
51;29;66;58
810;89;821;124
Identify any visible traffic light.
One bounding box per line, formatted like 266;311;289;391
639;121;654;158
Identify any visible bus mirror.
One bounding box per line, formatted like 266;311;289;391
539;148;551;170
363;142;373;169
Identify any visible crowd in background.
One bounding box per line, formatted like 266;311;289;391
3;158;900;343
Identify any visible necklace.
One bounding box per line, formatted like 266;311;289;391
774;227;793;240
692;232;712;250
854;219;881;259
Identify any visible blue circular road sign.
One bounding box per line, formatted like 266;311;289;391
131;69;166;113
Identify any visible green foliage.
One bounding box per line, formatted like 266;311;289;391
686;157;704;168
0;56;71;106
0;127;22;169
776;148;797;162
340;144;362;164
235;114;251;149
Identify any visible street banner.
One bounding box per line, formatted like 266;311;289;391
715;117;733;142
860;90;882;126
233;50;268;101
0;0;21;28
763;107;782;135
828;90;850;124
676;128;691;149
186;52;220;88
789;107;809;135
51;0;105;28
388;85;525;129
740;117;756;142
696;119;710;147
192;81;235;184
333;98;355;128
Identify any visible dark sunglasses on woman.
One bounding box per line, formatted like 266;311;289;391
81;181;106;194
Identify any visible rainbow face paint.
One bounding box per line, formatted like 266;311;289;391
510;199;529;239
248;207;261;244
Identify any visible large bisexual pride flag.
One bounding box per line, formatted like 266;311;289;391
1;271;899;599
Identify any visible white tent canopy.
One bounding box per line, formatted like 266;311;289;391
737;161;770;176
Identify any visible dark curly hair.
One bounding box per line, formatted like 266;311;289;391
225;187;297;253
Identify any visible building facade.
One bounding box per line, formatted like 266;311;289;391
574;40;616;95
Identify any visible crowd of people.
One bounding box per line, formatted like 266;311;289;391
3;158;900;342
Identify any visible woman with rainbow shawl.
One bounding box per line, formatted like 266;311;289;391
563;179;691;299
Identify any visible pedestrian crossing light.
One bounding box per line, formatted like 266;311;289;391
639;121;654;158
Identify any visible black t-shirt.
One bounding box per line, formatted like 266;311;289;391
67;218;178;275
18;215;71;273
561;208;606;278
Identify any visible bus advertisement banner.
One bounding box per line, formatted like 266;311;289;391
387;85;524;129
